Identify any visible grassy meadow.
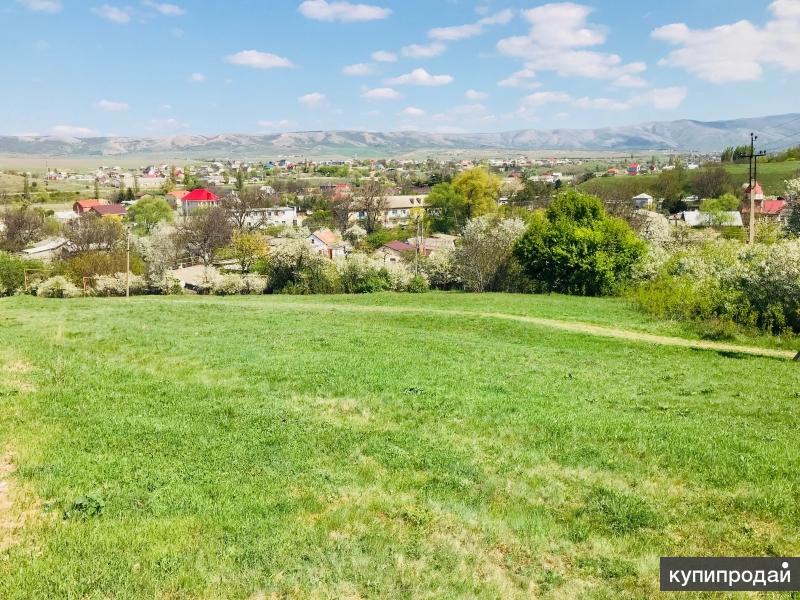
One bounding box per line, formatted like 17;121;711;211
0;293;799;598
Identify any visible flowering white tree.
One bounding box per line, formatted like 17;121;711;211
785;178;800;201
453;217;526;292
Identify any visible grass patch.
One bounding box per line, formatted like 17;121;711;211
0;293;798;598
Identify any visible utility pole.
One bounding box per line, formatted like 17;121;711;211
745;133;766;244
125;230;131;298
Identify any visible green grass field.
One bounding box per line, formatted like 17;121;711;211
1;293;799;598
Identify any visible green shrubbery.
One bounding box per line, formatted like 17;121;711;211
514;190;647;296
633;240;800;334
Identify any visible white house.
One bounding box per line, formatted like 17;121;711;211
244;207;298;229
308;229;346;259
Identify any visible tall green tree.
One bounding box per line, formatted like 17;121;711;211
452;168;501;218
127;197;174;234
513;190;647;296
93;178;100;200
424;183;468;233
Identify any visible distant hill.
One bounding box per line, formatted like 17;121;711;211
1;113;798;157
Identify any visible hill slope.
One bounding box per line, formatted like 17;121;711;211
1;113;798;157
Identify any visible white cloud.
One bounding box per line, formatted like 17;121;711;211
521;91;572;107
95;99;130;111
498;68;539;88
143;1;185;16
92;4;133;23
387;68;453;86
298;92;327;108
342;62;377;76
362;87;402;100
400;106;425;117
371;50;397;62
401;42;446;59
188;72;205;82
452;103;487;115
497;2;646;81
613;74;648;88
18;0;61;13
572;96;631;111
159;104;173;111
428;9;513;41
50;125;97;137
225;50;294;69
633;86;688;109
257;119;297;131
651;1;800;83
298;0;391;22
465;89;488;100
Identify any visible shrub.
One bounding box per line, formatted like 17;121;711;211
212;274;246;296
633;239;800;334
336;254;392;293
36;276;81;298
421;250;460;290
262;239;341;294
453;216;527;292
93;273;147;296
513;190;647;296
0;251;44;296
407;274;430;293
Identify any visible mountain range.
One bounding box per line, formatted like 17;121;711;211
1;113;797;158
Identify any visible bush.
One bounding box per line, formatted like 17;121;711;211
407;274;430;293
513;190;647;296
0;251;44;296
633;239;800;334
212;274;247;296
453;216;527;292
261;239;341;294
36;276;81;298
420;250;461;290
93;273;147;296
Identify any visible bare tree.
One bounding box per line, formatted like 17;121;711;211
63;214;124;254
221;188;270;231
178;207;232;266
331;197;353;233
353;180;387;233
0;205;49;251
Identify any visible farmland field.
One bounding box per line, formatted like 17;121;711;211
1;293;799;598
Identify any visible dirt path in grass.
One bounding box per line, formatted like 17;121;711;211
271;302;799;361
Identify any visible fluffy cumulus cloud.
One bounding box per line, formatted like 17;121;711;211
362;87;402;100
632;86;688;110
387;68;453;86
225;50;294;69
371;50;397;62
95;99;130;111
428;9;513;41
465;89;488;100
92;4;133;23
188;72;206;82
652;0;800;83
401;42;446;59
143;1;185;16
498;68;539;88
18;0;62;13
342;63;376;76
497;2;646;83
298;0;391;22
400;106;425;117
298;92;327;108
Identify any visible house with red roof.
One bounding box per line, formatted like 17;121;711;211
90;204;127;218
180;188;220;216
741;198;788;223
627;163;641;176
308;229;345;259
73;199;102;214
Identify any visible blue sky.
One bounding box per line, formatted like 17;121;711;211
2;0;800;137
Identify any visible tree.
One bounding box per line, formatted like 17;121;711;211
63;214;124;254
331;197;353;233
234;167;246;195
512;179;554;210
230;232;268;273
513;190;647;296
0;251;44;296
133;173;140;196
127;196;174;234
654;166;688;214
452;216;526;292
23;173;30;201
0;205;50;252
691;165;734;200
178;207;232;266
221;188;268;231
93;178;100;200
353;180;387;233
424;183;468;233
787;203;800;237
452;168;501;217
